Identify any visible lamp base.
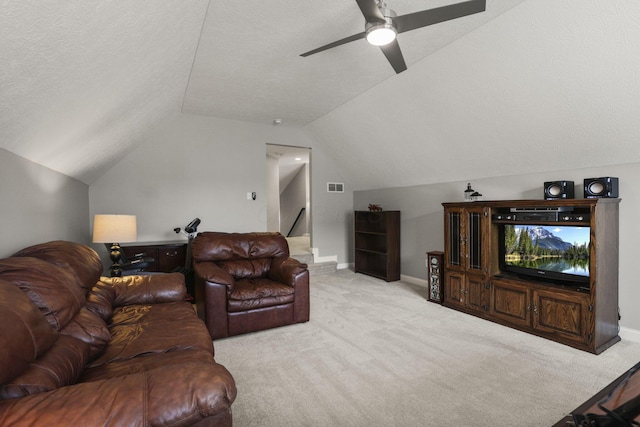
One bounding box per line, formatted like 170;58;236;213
109;243;123;277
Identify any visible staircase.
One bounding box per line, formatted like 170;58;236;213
287;237;337;275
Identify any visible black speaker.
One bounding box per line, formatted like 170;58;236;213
584;177;619;198
544;181;574;200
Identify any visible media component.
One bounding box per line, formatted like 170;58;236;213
543;180;574;200
584;177;619;198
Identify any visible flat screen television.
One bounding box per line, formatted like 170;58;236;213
499;223;591;286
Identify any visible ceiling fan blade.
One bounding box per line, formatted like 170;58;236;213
379;39;407;74
355;0;385;23
394;0;486;34
300;32;366;57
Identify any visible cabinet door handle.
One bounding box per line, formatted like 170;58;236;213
533;304;538;315
165;251;178;256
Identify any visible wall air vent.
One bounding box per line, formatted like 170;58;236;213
327;182;344;193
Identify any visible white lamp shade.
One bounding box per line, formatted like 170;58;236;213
92;214;137;243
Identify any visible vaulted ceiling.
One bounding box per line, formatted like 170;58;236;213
2;1;639;187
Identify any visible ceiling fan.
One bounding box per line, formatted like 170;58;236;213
300;0;486;74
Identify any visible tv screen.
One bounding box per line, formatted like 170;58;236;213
501;224;591;284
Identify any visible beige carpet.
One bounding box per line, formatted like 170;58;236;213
213;270;640;427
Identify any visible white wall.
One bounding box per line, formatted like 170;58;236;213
354;161;640;331
89;113;355;264
280;165;308;236
0;148;89;257
266;154;280;231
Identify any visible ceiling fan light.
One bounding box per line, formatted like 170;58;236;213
366;23;396;46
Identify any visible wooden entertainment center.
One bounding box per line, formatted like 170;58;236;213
442;198;620;354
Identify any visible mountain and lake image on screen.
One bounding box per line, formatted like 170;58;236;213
503;224;591;277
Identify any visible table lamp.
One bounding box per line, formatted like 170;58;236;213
92;214;137;277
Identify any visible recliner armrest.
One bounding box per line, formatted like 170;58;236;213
193;262;235;289
269;257;308;287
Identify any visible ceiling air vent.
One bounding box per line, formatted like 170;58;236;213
327;182;344;193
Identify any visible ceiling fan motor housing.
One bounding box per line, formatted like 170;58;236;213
365;7;397;45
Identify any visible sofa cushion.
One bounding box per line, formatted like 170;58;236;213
81;348;215;383
0;280;58;384
13;241;103;293
88;302;214;369
227;278;295;312
60;308;111;359
0;335;90;399
0;257;85;330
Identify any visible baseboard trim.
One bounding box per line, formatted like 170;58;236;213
311;248;337;264
401;274;428;288
620;326;640;343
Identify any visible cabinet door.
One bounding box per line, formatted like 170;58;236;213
490;279;531;328
444;272;465;308
157;244;186;272
466;275;488;313
533;289;590;345
444;208;464;273
465;206;488;276
444;206;489;274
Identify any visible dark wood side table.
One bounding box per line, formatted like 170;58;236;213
121;241;187;273
122;241;195;302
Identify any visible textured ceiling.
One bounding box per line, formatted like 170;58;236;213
2;0;638;189
0;0;208;184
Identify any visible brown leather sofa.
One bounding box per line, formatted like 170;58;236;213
0;241;236;427
192;232;309;340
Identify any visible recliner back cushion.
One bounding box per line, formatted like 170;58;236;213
13;241;103;293
0;280;57;385
192;232;289;262
0;257;86;330
217;258;271;279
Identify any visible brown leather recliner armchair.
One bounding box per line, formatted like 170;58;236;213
192;232;310;340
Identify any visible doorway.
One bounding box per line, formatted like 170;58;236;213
266;144;311;253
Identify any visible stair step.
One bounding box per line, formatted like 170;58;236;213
291;253;314;265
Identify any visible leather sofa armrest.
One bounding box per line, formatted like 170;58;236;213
0;361;236;427
100;273;187;307
269;257;308;287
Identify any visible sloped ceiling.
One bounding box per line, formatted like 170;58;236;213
0;0;209;184
306;0;640;190
1;1;639;188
